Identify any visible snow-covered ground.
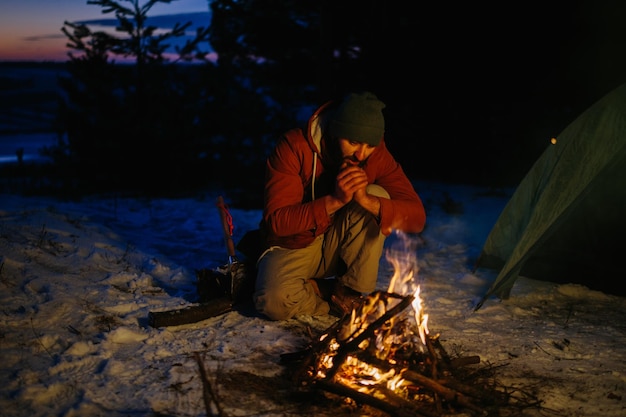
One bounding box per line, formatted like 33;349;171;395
1;182;625;416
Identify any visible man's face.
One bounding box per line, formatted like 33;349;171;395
338;138;376;169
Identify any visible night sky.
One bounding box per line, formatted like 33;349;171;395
0;0;210;61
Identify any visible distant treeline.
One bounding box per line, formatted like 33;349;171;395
3;0;623;200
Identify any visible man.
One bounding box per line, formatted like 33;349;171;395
253;91;426;320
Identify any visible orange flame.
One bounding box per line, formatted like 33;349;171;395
314;231;428;395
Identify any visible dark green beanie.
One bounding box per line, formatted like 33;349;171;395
328;92;386;146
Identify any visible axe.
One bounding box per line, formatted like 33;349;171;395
216;195;244;299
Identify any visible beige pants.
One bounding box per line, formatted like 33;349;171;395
254;185;389;320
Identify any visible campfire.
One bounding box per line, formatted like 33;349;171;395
282;232;514;416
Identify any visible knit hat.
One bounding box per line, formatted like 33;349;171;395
328;92;386;146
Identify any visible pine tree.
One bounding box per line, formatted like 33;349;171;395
54;0;216;193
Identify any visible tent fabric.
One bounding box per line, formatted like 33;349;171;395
475;83;626;310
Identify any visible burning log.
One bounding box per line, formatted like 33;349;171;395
324;291;414;381
316;378;438;417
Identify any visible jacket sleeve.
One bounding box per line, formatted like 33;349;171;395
263;131;332;240
368;142;426;236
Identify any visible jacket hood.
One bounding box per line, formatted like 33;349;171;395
305;100;336;156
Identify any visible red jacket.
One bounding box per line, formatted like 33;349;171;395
262;100;426;249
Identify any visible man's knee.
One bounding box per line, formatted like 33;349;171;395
366;184;389;198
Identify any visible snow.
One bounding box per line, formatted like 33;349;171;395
1;182;625;417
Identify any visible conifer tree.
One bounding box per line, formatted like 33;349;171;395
54;0;215;192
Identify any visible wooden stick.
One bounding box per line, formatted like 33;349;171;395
316;379;437;417
436;377;499;404
148;297;232;328
402;370;486;414
431;335;451;363
194;352;225;417
449;355;481;368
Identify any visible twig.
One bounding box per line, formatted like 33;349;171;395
564;304;573;328
67;325;82;335
30;317;54;358
194;352;226;417
533;341;581;361
36;223;47;248
533;341;554;357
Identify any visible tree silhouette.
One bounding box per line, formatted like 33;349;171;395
52;0;218;193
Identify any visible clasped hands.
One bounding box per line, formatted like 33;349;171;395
335;166;369;205
325;165;381;218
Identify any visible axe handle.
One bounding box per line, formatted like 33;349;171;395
217;196;237;261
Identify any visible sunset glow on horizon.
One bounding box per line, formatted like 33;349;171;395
0;0;211;62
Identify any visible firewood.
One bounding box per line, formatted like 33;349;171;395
148;297;232;327
425;334;439;378
436;377;500;404
449;355;481;368
316;379;437;417
401;370;486;414
325;292;415;380
431;335;451;363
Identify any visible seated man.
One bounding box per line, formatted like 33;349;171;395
253;91;426;320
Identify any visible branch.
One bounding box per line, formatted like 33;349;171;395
194;352;226;417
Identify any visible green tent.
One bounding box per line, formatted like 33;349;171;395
474;83;626;310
